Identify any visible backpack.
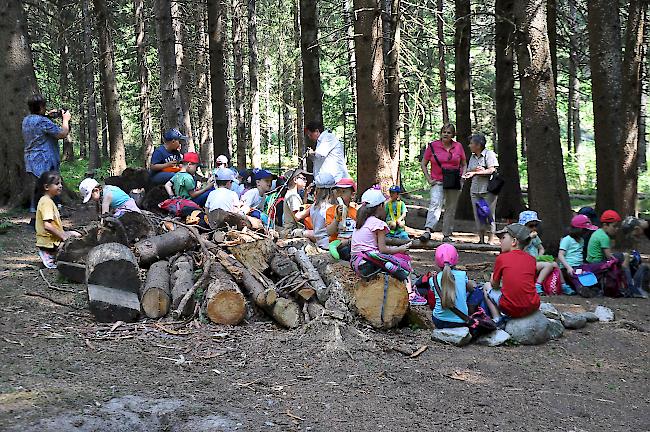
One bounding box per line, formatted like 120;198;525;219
542;267;562;295
158;198;200;216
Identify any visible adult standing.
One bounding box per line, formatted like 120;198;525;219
462;134;499;244
305;121;350;182
22;94;71;212
149;128;185;185
419;123;466;242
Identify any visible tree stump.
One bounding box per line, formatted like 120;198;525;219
169;254;195;316
140;260;171;318
202;262;247;325
133;227;197;267
86;242;141;322
347;274;409;329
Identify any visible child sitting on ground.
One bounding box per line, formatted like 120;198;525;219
519;210;573;295
325;178;358;258
385;185;409;240
205;168;244;214
304;172;335;249
281;169;312;235
430;244;474;328
164;152;214;206
79;178;141;217
36;171;81;268
621;217;650;297
557;214;598;296
350;187;426;306
241;169;277;224
482;223;540;323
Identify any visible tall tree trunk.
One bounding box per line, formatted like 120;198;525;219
616;0;647;216
293;1;305;165
404;91;411;160
75;69;87;160
155;0;183;130
587;0;622;213
99;88;108;159
0;0;38;206
436;0;449;124
547;0;557;89
299;0;324;128
94;0;127;175
135;0;154;168
247;0;261;168
354;0;394;193
172;1;194;152
58;0;74;162
495;0;524;219
208;0;229;161
82;0;100;171
384;0;401;178
198;3;214;169
567;0;580;153
514;0;571;252
232;0;246;168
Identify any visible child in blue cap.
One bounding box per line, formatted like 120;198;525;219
385;185;409;240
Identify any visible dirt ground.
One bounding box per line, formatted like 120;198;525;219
0;208;649;432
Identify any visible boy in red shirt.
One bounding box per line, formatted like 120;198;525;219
482;223;541;323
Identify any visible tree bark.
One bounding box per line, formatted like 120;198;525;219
514;0;571;252
248;0;261;168
232;0;247;168
133;227;198;267
58;0;74;162
169;254;195;316
547;0;557;89
99;88;108;160
299;0;324;128
616;0;647;216
155;0;183;130
82;0;101;171
203;262;246;325
384;0;402;183
436;0;449;124
140;260;171;318
494;0;525;219
587;0;623;213
354;0;395;193
197;4;214;169
135;0;155;168
567;0;581;153
93;0;127;175
208;0;229;161
172;1;194;152
0;0;38;206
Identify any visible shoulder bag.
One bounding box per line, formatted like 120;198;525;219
484;151;505;195
429;142;461;190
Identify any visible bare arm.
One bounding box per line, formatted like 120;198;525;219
53;110;71;139
538;243;545;255
603;248;614;260
164;181;174;198
43;220;67;241
377;229;410;254
421;158;433;184
101;191;112;215
189;180;214;198
557;250;574;275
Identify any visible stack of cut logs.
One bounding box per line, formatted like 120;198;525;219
56;210;417;329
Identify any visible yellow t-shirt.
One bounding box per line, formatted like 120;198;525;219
35;195;63;249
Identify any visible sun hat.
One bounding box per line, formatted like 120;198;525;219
435;243;458;268
216;154;228;165
214;167;235;181
571;214;598;231
79;178;99;203
600;209;622;223
495;223;531;243
253;168;277;181
163;128;188;141
518;210;541;226
335;178;356;191
314;172;336;188
360;188;386;207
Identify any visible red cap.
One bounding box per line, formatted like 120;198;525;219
600;210;622;223
571;214;598;231
335;178;356;191
182;152;200;164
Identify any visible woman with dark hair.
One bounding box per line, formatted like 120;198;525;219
462;133;499;244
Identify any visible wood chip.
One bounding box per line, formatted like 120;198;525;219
409;345;428;358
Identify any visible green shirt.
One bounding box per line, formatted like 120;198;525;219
586;228;611;263
171;172;196;199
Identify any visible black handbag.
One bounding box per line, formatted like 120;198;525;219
430;143;461;190
487;171;505;195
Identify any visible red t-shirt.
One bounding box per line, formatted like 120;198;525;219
492;249;540;318
423;140;466;181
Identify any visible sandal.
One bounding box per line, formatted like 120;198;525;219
419;230;431;242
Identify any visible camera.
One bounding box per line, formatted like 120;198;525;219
45;108;68;119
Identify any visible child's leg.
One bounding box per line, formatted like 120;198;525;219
536;261;553;284
482;282;501;319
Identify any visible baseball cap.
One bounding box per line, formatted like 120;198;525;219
253;168;277;181
389;185;402;194
182;152;201;164
600;209;622;223
518;210;542;226
163;128;188;141
284;168;311;180
495;223;531;243
214;167;235;181
314;172;336;188
360;188;386;207
79;178;99;203
335;178;356;191
435;243;459;268
216;155;228;165
571;214;598;231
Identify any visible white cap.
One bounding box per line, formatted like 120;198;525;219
314;172;336;188
360;188;386;207
214;167;235;181
79;178;99;203
216;155;229;165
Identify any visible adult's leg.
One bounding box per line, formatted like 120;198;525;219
28;173;39;213
486;192;498;235
441;188;461;238
470;192;487;243
149;171;175;186
424;184;444;232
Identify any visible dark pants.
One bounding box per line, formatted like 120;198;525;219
149;171;176;186
191;188;213;207
432;317;467;329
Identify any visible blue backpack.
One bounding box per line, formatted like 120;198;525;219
475;198;493;225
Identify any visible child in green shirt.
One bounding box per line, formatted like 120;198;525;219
165;152;213;204
385;185;409;240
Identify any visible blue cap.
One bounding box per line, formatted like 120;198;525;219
253;168;277;181
163;128;188;141
389;185;402;193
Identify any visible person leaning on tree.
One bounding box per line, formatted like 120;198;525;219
305;121;350;182
22;94;71;213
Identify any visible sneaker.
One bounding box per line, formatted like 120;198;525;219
419;230;431;242
561;283;576;296
631;288;649;299
442;236;453;243
409;292;428;306
38;250;57;269
535;283;544;295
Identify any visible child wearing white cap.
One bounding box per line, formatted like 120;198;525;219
79;178;141;217
205;168;243;214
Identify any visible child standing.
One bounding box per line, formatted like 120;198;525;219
430;244;474;328
482;223;540;322
350;187;426;306
385;185;409;240
164;152;214;206
79;178;141;217
36;171;81;268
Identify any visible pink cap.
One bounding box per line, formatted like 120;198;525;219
571;214;598;231
435;243;458;268
335;178;357;191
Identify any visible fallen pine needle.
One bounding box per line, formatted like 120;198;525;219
155;323;191;336
285;411;304;421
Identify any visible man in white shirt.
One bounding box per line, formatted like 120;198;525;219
305;121;350;182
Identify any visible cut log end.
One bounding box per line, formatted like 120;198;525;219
141;287;171;319
351;274;409;329
205;290;247;325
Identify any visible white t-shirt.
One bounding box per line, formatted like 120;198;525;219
241;188;265;210
310;203;331;249
205;187;242;213
313;131;349;182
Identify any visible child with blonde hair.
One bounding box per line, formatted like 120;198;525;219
429;244;474;328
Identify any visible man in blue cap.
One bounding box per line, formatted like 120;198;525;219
149;128;187;185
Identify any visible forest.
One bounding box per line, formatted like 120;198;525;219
0;0;648;246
